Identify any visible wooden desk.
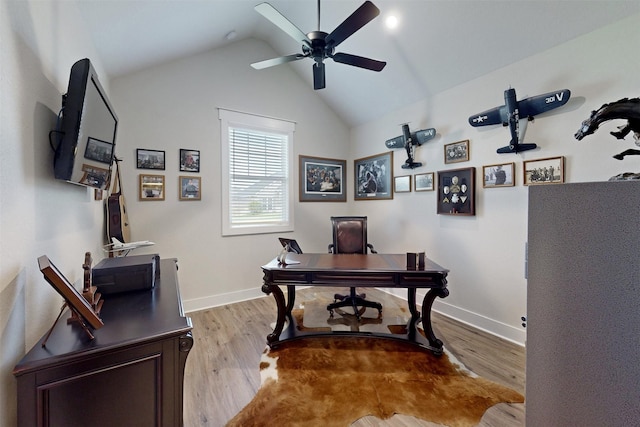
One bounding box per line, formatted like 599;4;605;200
13;258;193;427
261;253;449;355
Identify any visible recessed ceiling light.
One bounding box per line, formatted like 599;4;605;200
385;15;398;30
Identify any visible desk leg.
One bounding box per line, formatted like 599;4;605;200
261;282;286;345
421;287;450;354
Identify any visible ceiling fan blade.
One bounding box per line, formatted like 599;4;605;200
313;62;326;90
255;2;311;47
325;1;380;48
332;52;386;71
251;54;306;70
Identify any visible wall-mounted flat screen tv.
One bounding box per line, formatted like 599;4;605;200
53;58;118;190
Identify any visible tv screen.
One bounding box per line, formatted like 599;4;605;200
54;58;118;190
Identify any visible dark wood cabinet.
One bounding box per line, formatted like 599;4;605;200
13;258;193;427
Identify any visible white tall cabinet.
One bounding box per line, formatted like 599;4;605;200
526;181;640;426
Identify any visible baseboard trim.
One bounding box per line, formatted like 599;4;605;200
184;287;526;346
380;288;526;346
183;287;267;313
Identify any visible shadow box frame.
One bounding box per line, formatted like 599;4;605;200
179;176;202;201
139;174;165;201
299;155;347;202
437;167;476;216
483;162;515;188
354;151;394;201
523;156;565;185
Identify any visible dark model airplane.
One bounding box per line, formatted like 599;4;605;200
469;87;571;153
385;123;436;169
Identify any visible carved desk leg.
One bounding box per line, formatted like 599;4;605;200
262;275;286;345
421;286;449;355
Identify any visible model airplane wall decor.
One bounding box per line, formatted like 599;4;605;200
385;123;436;169
103;237;155;255
469;87;571;153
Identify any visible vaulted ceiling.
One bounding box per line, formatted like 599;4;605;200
75;0;639;127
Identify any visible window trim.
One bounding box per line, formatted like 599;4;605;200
219;108;295;236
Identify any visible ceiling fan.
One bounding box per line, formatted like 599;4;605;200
251;0;387;90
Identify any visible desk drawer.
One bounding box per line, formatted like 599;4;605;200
311;272;395;286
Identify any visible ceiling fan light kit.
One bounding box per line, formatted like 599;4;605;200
252;1;387;90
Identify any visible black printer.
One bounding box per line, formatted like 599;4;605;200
92;254;160;295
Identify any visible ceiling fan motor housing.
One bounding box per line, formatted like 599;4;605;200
304;31;334;62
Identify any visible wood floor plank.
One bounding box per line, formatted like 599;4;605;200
183;287;525;426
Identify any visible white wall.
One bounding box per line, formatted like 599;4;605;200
110;38;352;310
1;1;109;426
352;13;640;344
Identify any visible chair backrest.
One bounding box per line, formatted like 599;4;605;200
329;216;372;254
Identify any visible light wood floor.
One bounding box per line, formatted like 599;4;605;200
183;287;525;426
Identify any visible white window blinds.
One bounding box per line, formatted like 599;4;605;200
219;109;295;236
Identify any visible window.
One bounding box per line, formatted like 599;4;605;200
219;109;295;236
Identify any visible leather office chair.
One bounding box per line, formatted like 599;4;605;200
326;216;383;320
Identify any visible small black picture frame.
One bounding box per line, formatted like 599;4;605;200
437;167;476;215
84;137;114;164
180;149;200;172
137;149;165;170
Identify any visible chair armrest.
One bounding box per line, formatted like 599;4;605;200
367;243;377;254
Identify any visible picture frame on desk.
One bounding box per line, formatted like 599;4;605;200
37;255;104;330
299;155;347;202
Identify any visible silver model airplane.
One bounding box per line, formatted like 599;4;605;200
385;123;437;168
103;237;155;254
469;87;571;153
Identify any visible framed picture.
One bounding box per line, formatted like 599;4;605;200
437;167;476;215
394;175;411;193
139;174;165;200
79;164;111;189
299;155;347;202
180;149;200;172
37;255;104;330
84;137;114;164
136;149;165;170
354;151;393;200
415;172;434;191
483;162;515;188
444;139;470;164
179;176;202;200
523;156;564;185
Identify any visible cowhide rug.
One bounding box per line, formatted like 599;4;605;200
227;313;524;427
